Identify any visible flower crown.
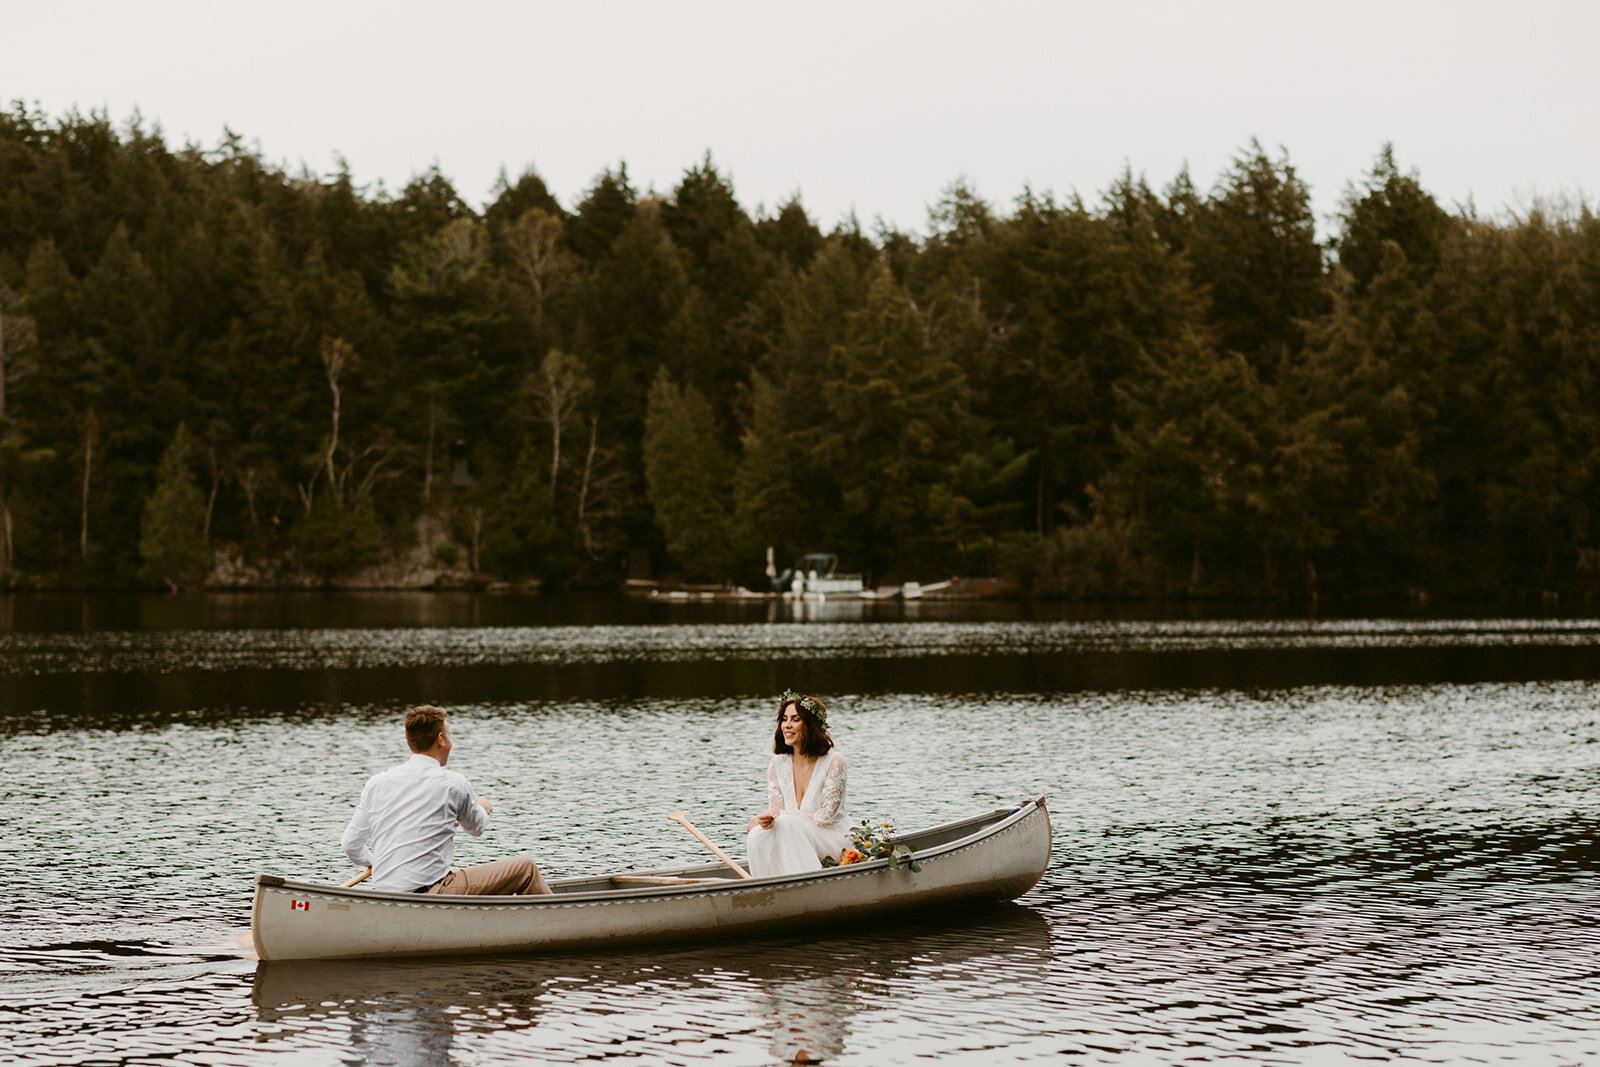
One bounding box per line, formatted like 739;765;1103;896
779;688;827;729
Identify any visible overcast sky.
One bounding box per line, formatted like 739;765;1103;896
7;1;1596;238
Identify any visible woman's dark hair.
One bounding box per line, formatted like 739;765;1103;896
773;697;833;757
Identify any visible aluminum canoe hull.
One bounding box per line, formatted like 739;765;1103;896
252;796;1051;961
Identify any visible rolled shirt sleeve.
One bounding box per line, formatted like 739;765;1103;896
456;782;492;837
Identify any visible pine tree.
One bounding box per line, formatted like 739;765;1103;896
138;424;208;589
643;367;736;580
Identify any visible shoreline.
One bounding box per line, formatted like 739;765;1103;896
0;583;1591;617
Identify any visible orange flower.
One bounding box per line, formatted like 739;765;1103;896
838;848;864;865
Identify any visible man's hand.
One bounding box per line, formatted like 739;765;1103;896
479;798;494;815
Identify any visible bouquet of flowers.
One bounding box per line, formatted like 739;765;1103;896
823;819;921;872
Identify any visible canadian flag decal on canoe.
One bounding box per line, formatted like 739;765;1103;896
290;900;310;911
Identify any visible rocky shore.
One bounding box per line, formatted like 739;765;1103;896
202;513;542;593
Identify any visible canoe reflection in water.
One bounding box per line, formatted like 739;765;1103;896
252;904;1051;1063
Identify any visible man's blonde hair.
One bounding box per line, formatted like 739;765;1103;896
405;705;447;752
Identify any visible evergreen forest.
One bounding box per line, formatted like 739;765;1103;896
3;103;1599;601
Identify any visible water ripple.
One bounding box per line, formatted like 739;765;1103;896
6;679;1600;1062
4;616;1600;676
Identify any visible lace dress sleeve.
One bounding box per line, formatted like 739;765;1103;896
766;756;783;814
811;753;848;829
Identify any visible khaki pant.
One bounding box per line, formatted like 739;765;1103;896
425;855;550;895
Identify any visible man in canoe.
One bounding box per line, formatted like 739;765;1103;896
341;705;552;895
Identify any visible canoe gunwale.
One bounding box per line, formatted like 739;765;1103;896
256;796;1047;908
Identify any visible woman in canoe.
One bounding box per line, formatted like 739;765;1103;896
746;689;849;876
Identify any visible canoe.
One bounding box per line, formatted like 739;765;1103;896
251;795;1051;961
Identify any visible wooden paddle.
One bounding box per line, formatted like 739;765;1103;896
668;812;752;879
341;867;372;888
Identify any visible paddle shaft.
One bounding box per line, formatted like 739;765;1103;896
668;813;752;879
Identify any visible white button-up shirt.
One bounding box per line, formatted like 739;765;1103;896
342;753;492;892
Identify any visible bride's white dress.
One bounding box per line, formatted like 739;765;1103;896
747;751;849;877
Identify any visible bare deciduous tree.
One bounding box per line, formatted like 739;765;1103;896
391;219;485;297
81;409;98;562
466;506;483;573
320;336;353;496
502;208;575;324
576;415;629;560
239;466;263;531
523;349;593;493
0;279;42;574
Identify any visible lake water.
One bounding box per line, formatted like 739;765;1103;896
3;593;1600;1064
